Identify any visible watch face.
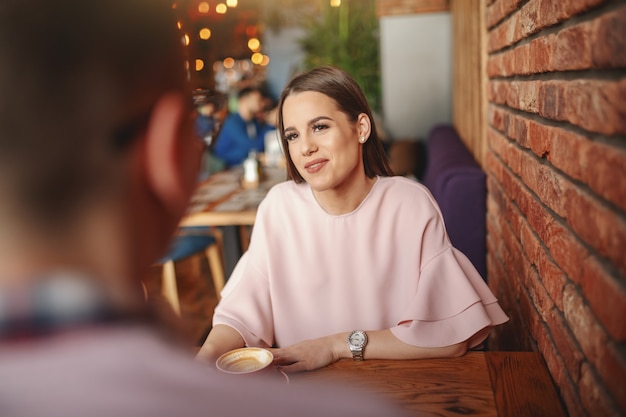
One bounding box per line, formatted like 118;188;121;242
349;331;366;347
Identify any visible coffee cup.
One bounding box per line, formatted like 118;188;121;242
216;347;274;375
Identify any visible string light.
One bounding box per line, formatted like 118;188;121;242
215;3;227;14
199;28;212;40
198;2;209;13
330;0;341;6
226;0;238;7
247;37;260;51
195;59;205;71
223;57;235;68
251;52;263;65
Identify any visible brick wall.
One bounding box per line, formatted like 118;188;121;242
485;1;626;416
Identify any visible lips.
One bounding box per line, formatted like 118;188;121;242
304;158;328;174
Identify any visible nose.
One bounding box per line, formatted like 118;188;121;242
299;132;317;156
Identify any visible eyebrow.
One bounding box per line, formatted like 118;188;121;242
284;116;333;132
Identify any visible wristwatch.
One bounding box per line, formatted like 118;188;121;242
347;330;368;361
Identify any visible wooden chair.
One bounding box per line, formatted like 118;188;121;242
157;227;225;316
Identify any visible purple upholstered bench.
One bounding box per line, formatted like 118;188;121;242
421;124;487;279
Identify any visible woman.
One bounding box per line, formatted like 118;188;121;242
198;66;508;372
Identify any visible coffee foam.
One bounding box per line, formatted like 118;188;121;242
216;348;273;374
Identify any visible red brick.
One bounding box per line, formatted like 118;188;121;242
524;261;555;324
578;139;626;212
524;123;626;212
534;318;567;384
511;113;529;146
513;43;530;75
518;280;540;334
560;377;589;417
529;35;554;73
596;343;626;414
541;217;588;285
580;256;626;341
517;81;540;113
487;0;608;53
546;308;584;381
553;24;593;70
538;0;569;28
527;120;551;157
538;80;566;120
515;185;588;284
514;147;626;275
486;53;503;78
591;4;626;68
520;14;621;74
487;81;508;104
519;150;566;217
564;186;626;275
563;79;626;136
563;284;608;363
520;223;566;310
579;362;620;417
488;105;505;133
487;0;523;29
488;8;623;76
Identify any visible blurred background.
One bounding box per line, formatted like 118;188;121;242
173;0;451;141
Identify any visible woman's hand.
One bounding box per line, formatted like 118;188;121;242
270;334;346;373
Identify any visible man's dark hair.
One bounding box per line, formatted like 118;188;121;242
237;86;262;100
0;0;186;227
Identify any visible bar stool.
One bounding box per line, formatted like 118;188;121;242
157;227;225;316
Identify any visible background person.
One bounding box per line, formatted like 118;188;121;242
0;3;410;416
198;66;508;372
212;86;267;167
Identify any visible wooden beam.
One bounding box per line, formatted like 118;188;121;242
376;0;449;17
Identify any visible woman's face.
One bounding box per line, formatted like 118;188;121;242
282;91;367;193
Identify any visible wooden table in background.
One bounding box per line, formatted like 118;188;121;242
291;352;567;417
181;166;286;250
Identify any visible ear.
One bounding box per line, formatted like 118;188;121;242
143;92;198;216
356;113;372;142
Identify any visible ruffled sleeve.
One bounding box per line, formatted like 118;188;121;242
391;247;508;348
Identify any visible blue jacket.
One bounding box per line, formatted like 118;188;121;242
213;113;266;167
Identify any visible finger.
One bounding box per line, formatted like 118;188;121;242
277;362;308;373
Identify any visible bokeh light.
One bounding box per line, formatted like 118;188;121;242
199;28;211;40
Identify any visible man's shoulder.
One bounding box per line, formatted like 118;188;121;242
0;325;408;417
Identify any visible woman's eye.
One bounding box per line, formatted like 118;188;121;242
312;123;328;133
284;132;298;142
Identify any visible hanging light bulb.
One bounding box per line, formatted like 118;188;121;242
330;0;341;7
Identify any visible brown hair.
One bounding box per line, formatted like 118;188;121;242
0;0;186;226
277;66;393;183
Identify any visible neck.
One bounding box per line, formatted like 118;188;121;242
312;173;377;216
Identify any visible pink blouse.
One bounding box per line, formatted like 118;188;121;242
213;176;508;348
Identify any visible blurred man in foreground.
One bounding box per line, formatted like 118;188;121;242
0;1;407;416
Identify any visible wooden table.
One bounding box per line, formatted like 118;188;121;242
291;352;567;417
181;166;286;227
